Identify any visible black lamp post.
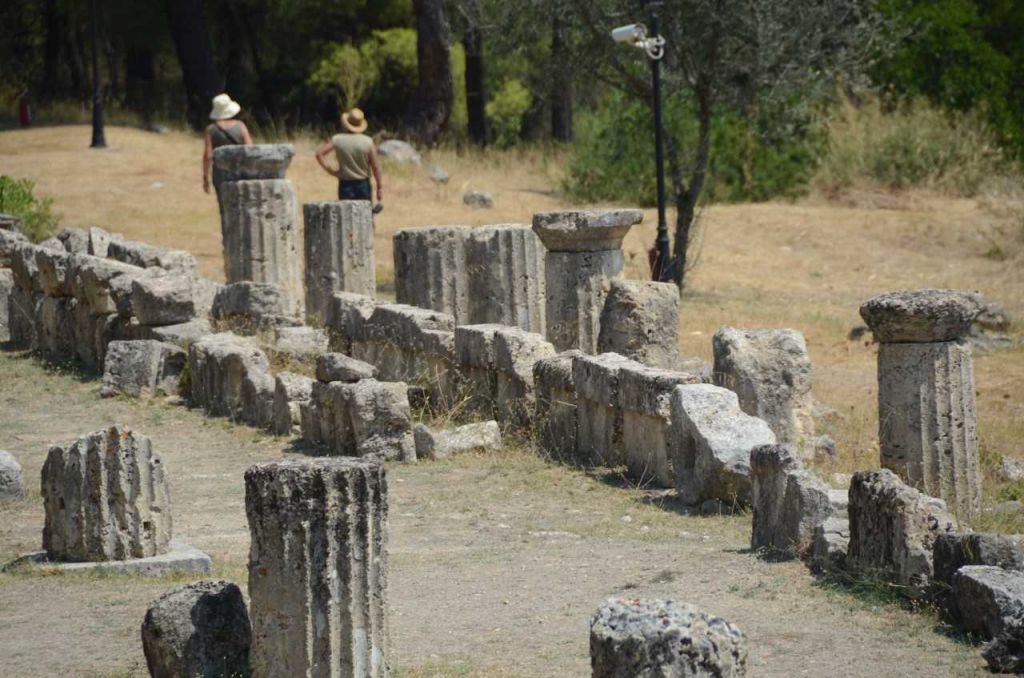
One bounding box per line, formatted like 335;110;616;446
89;0;106;149
611;6;669;281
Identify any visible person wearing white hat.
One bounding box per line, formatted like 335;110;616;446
314;108;383;203
203;93;253;194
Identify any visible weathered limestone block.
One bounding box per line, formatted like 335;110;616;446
669;384;777;506
34;295;77;361
304;380;415;461
0;450;25;500
0;268;11;343
393;225;469;322
42;426;172;562
618;363;702;487
877;340;980;519
132;274;202;326
218;179;302;315
101;340;186;398
984;611;1024;674
213;143;294;183
0;228;28;267
56;227;89;254
597;279;680;368
303;201;376;324
846;469;957;588
8;285;39;348
35;247;71;296
245;457;389;678
87;226;119;257
534;350;580;460
141;580;252;678
413;328;459;408
316;352;377;383
712;327;815;452
533;209;643;352
810;516;850;574
188;333;273;421
272;372;314;436
325;291;377;353
464;224;545;332
933;533;1024;587
573;352;642;467
269;325;328;363
10;242;40;293
353;303;455;383
749;444;833;557
211;281;298;332
69;254;147;315
241;368;277;430
954;566;1024;639
144;318;212;349
453;324;502;417
107;238;197;273
590;598;747;678
413;421;502;460
492;327;556;428
860;288;984;343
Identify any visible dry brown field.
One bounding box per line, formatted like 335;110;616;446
1;124;1022;676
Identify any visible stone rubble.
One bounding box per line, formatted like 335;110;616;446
413;420;502;460
101;339;186;398
597;279;680;369
0;449;25;500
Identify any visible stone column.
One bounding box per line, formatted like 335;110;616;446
303;201;376;324
245;457;388;678
860;289;984;519
41;426;172;562
393;225;469;322
464;224;546;333
532;209;642;352
214;145;302;316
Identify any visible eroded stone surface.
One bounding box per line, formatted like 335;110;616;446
132;274;201;326
303;201;376;324
413;421;502;460
598;279;680;369
271;372;314;436
0;450;25;500
532;209;643;252
534;350;580;460
860;289;983;343
141;579;251;678
101;340;186;398
590;598;747;678
213;143;295;182
42;426;172;562
316;352;377;383
955;566;1024;639
933;533;1024;587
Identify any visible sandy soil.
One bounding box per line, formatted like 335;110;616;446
0;352;987;677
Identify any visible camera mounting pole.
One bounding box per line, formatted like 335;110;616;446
646;1;670;282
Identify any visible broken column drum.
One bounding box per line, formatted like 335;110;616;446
245;457;389;677
464;224;546;334
303;201;376;324
532;210;643;353
214;144;303;315
393;226;469;322
860;289;983;519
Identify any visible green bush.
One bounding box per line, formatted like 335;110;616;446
814;97;1011;196
564;91;816;206
0;175;58;242
485;79;533;148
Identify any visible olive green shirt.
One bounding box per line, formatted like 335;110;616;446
331;133;373;181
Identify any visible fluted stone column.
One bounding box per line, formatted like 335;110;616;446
532;210;642;353
860;289;984;519
214;145;302;316
42;426;172;562
393;225;470;322
464;224;546;333
245;458;388;678
303;201;376;324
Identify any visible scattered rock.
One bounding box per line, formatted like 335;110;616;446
141;579;251;678
463;191;494;209
590;598;747;678
413;421;502;460
378;139;422;165
427;164;449;184
813;434;837;461
0;450;25;500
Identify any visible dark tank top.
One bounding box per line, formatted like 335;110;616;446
208;122;244;148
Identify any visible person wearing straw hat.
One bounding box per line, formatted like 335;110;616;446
315;108;383;203
203;93;252;194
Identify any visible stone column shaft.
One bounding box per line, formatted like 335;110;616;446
464;224;546;333
304;201;376;324
393;226;469;322
245;458;388;678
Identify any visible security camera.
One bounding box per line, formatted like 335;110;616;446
611;24;647;45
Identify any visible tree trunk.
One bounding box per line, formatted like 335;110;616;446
165;0;222;130
550;12;573;142
669;82;713;288
125;47;157;126
462;0;486;146
403;0;454;144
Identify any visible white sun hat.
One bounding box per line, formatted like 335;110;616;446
209;93;241;121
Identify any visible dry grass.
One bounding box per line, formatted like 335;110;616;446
2;124;1023;526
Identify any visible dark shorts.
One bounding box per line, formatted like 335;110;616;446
338;179;371;201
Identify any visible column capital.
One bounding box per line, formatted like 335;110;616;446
532;209;642;252
860;289;983;343
213;144;295;182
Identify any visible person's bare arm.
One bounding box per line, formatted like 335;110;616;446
202;130;213;194
369;143;383;202
240;122;253;145
315;139;340;177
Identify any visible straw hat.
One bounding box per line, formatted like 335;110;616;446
209;93;241;121
341;108;368;133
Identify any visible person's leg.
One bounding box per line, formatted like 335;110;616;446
338;179;345;201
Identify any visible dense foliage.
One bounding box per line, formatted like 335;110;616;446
0;176;59;242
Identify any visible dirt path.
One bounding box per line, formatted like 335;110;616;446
0;349;987;677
